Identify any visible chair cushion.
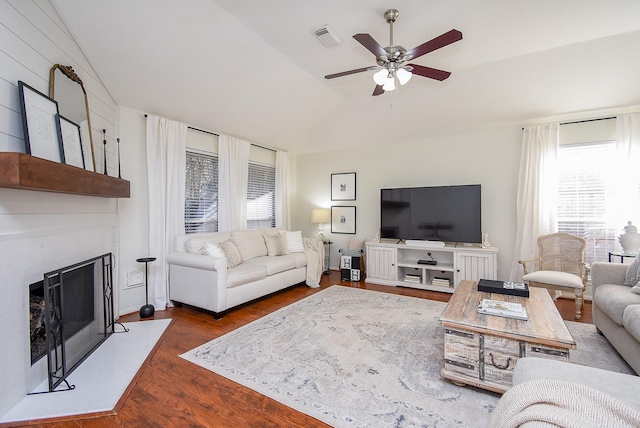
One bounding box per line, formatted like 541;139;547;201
623;305;640;343
623;254;640;286
594;283;640;325
522;270;583;289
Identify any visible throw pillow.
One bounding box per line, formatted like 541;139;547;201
623;254;640;286
201;241;225;258
281;230;304;253
632;282;640;295
217;240;243;268
264;234;289;256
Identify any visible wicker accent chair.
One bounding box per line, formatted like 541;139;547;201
518;232;590;320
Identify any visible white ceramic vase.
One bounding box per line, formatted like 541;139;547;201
619;221;640;255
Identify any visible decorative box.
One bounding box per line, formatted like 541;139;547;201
340;252;362;281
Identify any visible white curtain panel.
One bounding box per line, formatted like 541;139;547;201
145;114;187;310
218;135;250;231
509;123;559;281
615;113;640;228
275;150;291;230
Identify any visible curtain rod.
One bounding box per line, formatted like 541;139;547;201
522;116;616;130
559;116;615;126
144;114;277;153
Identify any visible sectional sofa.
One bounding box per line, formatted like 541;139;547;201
591;261;640;374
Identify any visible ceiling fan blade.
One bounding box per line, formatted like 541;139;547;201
325;66;377;80
353;33;387;58
372;85;384;96
408;64;451;81
404;29;462;61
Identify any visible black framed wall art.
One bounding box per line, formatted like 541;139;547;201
331;172;356;201
18;81;64;163
331;206;356;234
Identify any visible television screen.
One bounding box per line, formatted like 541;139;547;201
380;184;481;243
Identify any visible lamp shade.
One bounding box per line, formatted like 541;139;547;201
311;209;331;223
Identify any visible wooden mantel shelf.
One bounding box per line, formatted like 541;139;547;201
0;152;130;198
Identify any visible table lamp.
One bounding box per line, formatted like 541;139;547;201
311;208;331;242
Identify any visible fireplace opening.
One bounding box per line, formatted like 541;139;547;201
28;253;114;392
29;281;46;364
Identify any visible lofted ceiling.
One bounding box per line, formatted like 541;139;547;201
51;0;640;154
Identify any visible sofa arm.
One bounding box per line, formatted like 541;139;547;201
591;262;628;293
167;252;227;271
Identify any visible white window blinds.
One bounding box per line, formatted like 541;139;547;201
557;141;617;263
185;151;218;234
247;162;275;229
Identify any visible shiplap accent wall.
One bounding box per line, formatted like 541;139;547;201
0;0;121;416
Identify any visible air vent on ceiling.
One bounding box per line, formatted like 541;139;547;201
312;25;342;48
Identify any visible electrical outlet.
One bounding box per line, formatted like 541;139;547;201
126;270;144;288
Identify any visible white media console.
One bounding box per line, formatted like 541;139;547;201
365;240;498;293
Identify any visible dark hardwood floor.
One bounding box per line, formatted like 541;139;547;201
18;273;592;427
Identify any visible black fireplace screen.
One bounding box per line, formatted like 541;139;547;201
38;253;115;392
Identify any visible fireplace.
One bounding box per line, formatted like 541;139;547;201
28;253;115;392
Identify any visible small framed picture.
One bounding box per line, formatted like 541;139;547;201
18;81;64;163
331;206;356;234
331;172;356;201
57;115;85;169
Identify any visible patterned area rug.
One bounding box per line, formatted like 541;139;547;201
181;286;633;428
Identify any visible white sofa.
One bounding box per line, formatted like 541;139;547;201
167;228;322;318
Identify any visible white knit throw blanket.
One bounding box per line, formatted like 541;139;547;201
489;379;640;428
303;237;324;288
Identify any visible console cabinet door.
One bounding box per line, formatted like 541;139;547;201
455;252;497;283
366;245;396;281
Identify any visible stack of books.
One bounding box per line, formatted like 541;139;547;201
477;299;528;320
432;277;451;287
403;273;421;284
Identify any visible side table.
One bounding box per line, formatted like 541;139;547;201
609;251;637;263
323;241;332;275
137;257;156;318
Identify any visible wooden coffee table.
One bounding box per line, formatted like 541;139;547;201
439;280;576;393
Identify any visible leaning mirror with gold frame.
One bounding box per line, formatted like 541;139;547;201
49;64;96;171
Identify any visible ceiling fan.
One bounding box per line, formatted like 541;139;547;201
324;9;462;96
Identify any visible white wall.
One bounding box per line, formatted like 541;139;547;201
116;106;150;315
0;0;119;416
295;127;522;279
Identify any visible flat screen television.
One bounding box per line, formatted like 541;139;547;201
380;184;482;243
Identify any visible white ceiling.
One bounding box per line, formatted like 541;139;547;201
52;0;640;154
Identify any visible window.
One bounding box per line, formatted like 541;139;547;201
557;141;618;264
185;151;218;233
247;162;276;229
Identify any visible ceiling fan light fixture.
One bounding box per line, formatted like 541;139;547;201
396;67;412;85
373;68;388;85
382;77;396;91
